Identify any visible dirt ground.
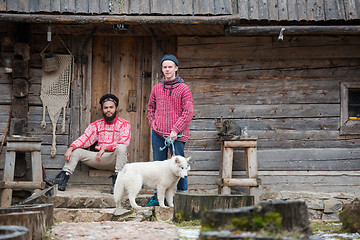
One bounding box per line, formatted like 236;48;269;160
50;221;180;240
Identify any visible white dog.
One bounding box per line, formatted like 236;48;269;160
113;155;191;209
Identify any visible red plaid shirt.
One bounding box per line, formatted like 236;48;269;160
70;116;131;151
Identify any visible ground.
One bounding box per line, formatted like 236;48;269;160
49;221;180;240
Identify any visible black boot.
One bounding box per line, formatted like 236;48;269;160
45;171;70;191
109;173;117;194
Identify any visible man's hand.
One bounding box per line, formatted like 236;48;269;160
96;147;107;162
64;146;74;162
170;130;178;142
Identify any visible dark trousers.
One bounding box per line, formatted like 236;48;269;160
152;130;188;191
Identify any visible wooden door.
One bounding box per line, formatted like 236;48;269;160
91;36;152;163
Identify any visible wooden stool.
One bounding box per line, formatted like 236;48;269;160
217;138;260;204
0;136;44;207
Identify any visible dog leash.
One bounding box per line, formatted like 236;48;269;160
160;134;183;156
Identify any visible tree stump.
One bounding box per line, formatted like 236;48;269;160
173;193;253;221
0;225;29;240
0;204;54;228
0;211;45;240
201;200;312;239
339;198;360;233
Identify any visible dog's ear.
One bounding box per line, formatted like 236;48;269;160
175;157;180;163
186;156;191;162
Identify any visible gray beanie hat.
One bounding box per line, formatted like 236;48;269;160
161;54;178;66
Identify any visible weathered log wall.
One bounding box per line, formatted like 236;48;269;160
178;35;360;194
0;23;359;196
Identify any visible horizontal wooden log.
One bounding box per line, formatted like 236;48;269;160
217;177;259;187
0;181;45;189
223;140;257;148
193;104;339;119
7;144;41;152
0;13;245;24
226;25;360;35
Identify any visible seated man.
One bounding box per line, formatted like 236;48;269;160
46;93;131;191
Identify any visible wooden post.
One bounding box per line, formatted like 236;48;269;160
245;147;259;204
221;147;234;194
1;151;15;207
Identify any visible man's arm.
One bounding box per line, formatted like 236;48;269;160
64;146;74;162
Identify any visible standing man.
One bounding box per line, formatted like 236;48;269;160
46;93;131;191
146;54;193;206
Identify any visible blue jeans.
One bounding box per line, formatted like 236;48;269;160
152;130;188;191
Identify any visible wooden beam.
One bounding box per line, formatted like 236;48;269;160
0;13;242;24
226;25;360;35
217;177;259;187
223;140;257;148
0;181;45;189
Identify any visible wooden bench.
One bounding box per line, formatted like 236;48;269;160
217;138;260;204
0;136;44;207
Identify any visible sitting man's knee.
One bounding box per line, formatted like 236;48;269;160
114;144;127;154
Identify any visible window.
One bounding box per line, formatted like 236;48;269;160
340;82;360;135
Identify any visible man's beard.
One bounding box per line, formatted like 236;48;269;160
103;111;117;123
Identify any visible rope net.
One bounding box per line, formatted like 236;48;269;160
40;54;73;157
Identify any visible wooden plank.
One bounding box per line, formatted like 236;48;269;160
151;0;172;14
109;0;120;14
296;0;307;20
190;117;340;132
119;0;129;13
267;0;279;20
60;0;76;12
138;37;152;162
193;104;339;119
88;0;99;13
82;37;93;134
214;0;233;15
187;170;360;194
258;0;269;19
38;0;50;11
278;0;288;20
180;36;360;60
344;0;359;20
7;0;29;11
194;0;213;15
29;0;39;12
223;140;257;148
248;0;259;19
220;147;233;194
99;0;110;13
287;0;298;20
183;148;360;171
91;36;111;122
0;0;6;11
50;0;60;12
181;58;360;82
172;0;192;15
238;0;249;19
220;178;258;187
75;0;88;13
129;0;140;14
314;0;325;20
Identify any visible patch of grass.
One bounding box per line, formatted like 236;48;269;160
311;221;343;234
175;219;201;228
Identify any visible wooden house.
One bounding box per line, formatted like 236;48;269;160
0;0;359;198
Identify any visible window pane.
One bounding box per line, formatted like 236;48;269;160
348;89;360;117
